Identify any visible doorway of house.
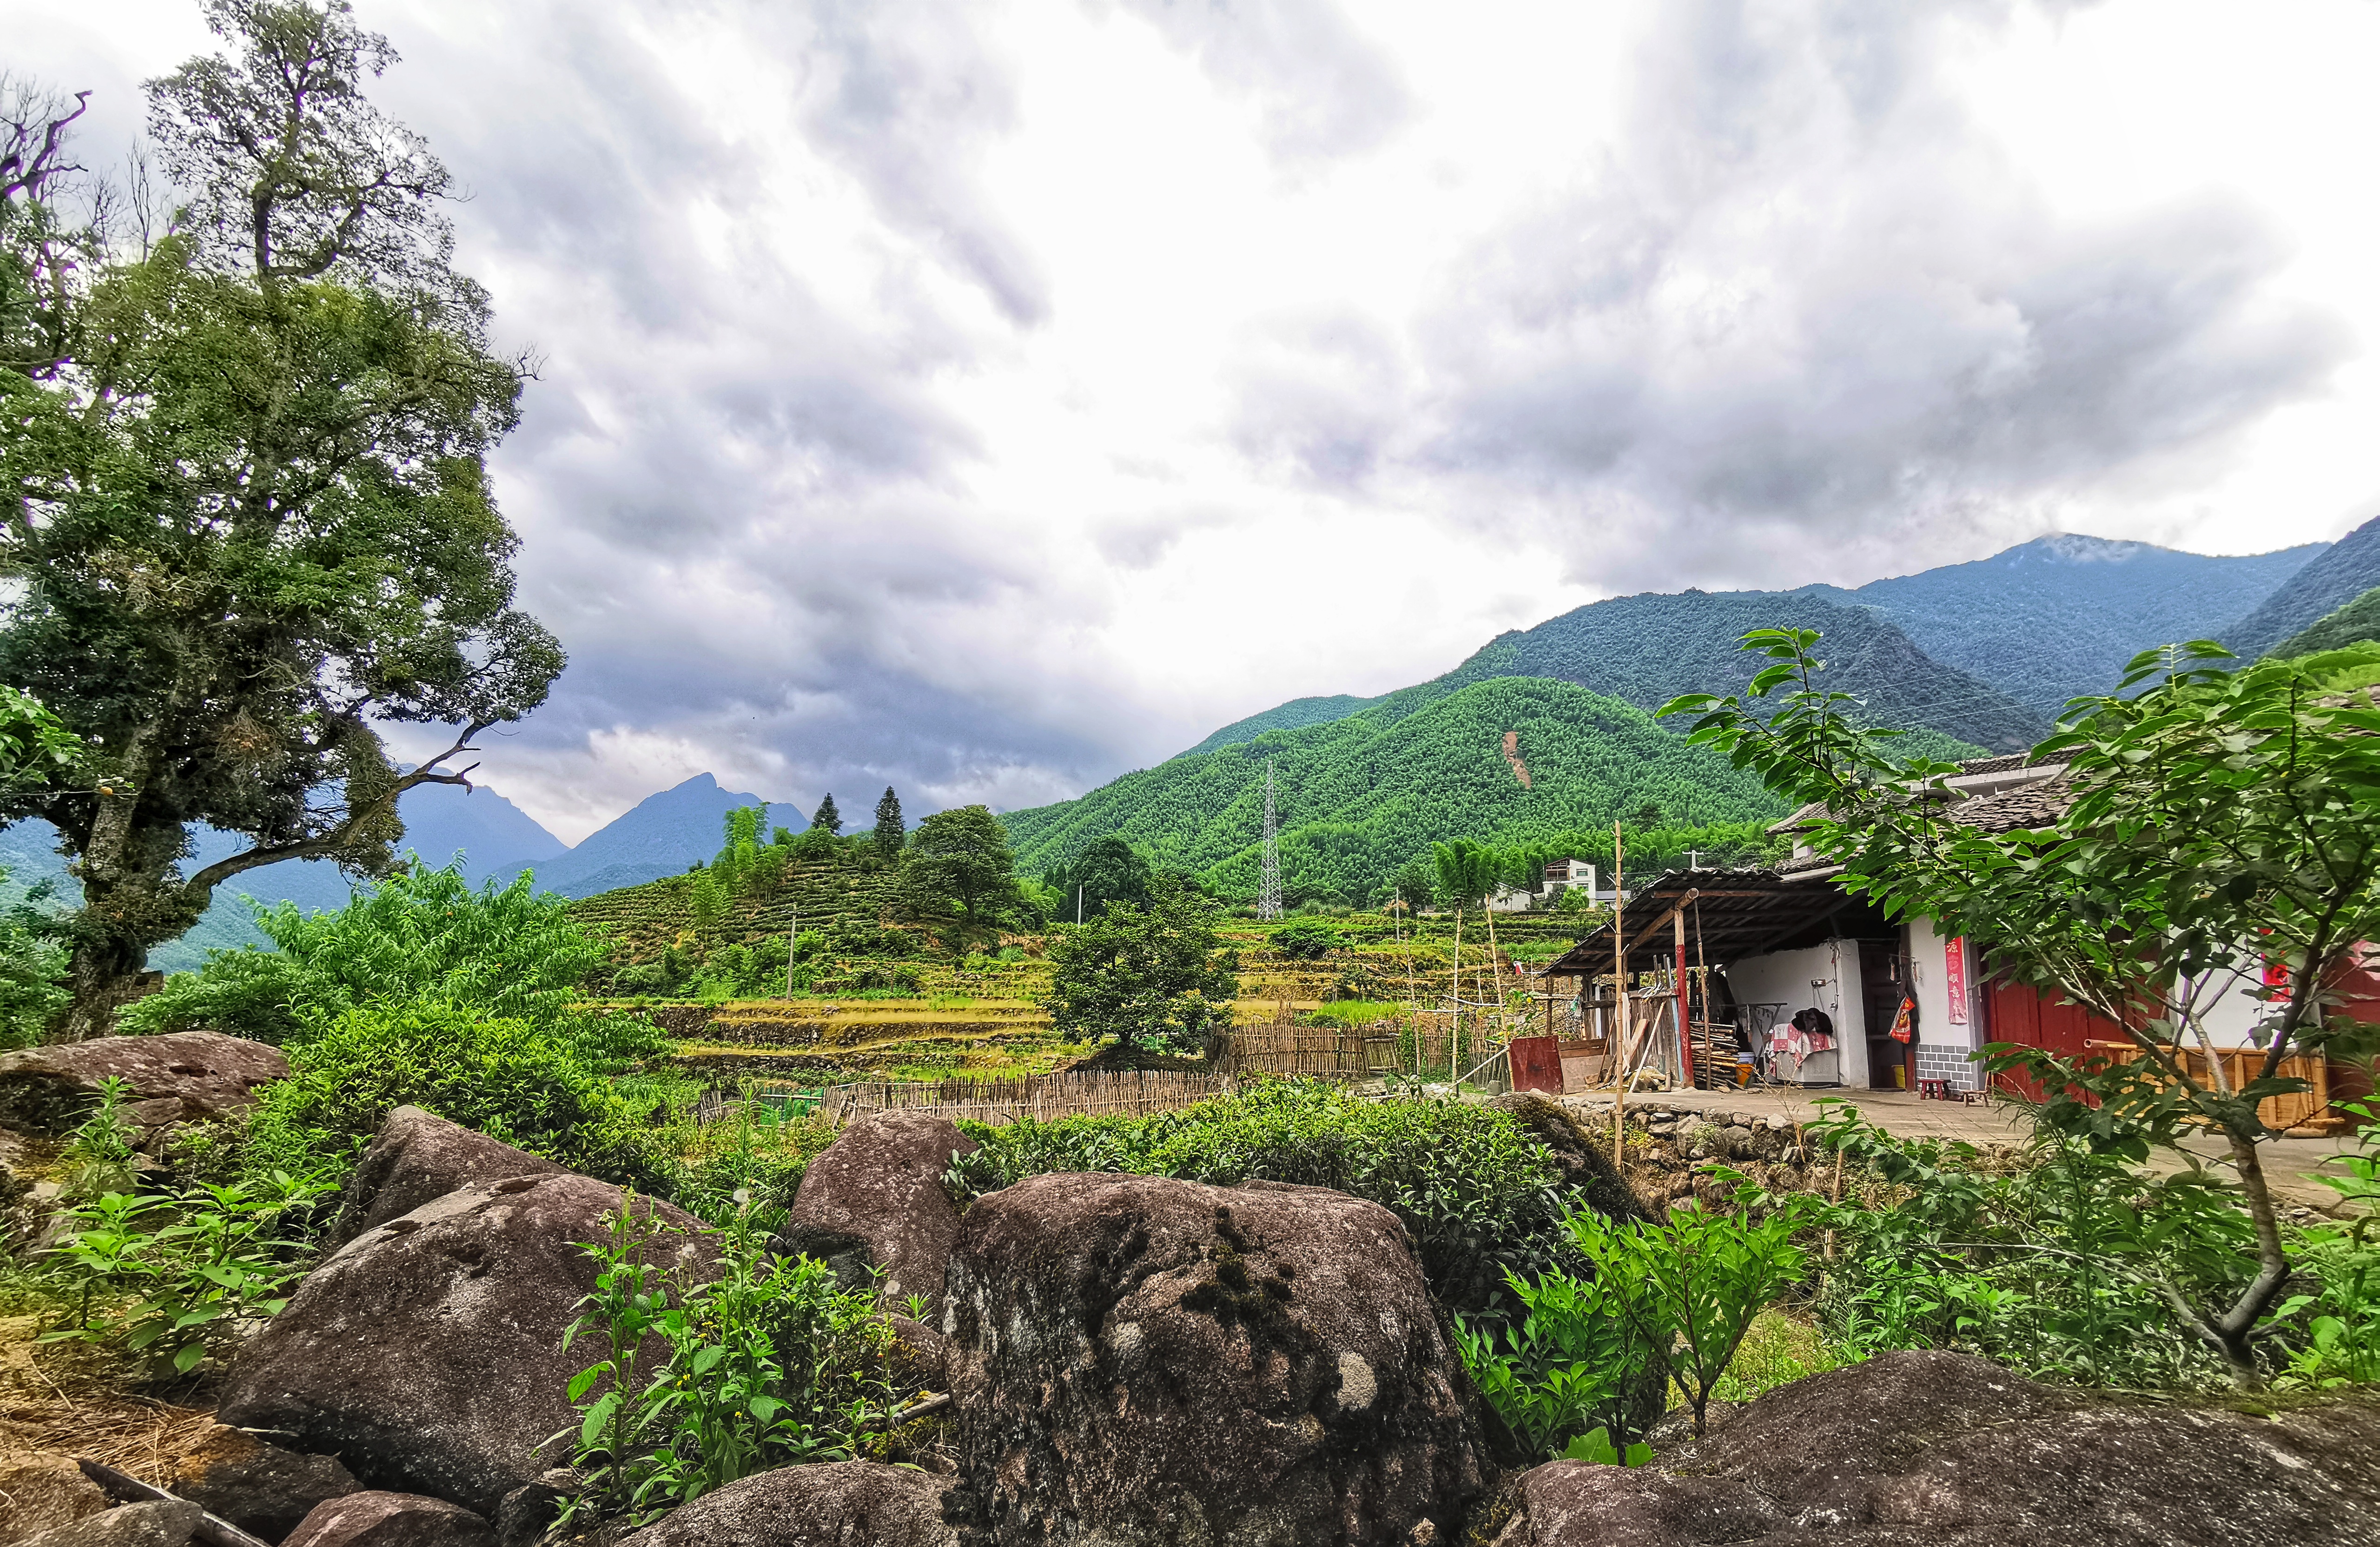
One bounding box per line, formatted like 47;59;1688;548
1860;939;1911;1090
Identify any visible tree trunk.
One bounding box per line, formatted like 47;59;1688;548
57;929;150;1043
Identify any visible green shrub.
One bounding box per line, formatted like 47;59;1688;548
242;1001;664;1189
0;868;67;1048
1805;1103;2256;1390
1454;1257;1661;1458
1270;919;1335;961
1562;1198;1813;1437
949;1080;1583;1327
121;866;607;1047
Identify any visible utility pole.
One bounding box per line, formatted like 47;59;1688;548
1259;759;1282;922
1076;884;1084;926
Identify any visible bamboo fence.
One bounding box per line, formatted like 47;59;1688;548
783;1069;1230;1125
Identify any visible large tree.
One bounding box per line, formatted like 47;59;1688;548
903;805;1025;947
871;786;903;863
0;1;564;1038
1043;874;1239;1051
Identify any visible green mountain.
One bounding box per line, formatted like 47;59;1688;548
1426;588;2043;752
1807;533;2323;716
2224;514;2380;659
2268;584;2380;659
1180;694;1386;758
1001;675;1786;904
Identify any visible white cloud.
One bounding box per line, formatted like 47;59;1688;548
13;0;2378;843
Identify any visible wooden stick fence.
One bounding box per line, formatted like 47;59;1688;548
787;1070;1230;1125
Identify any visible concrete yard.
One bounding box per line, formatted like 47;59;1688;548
1556;1083;2364;1216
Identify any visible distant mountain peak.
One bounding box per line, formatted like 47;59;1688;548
2022;533;2157;564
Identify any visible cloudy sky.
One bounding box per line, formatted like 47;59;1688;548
17;0;2380;841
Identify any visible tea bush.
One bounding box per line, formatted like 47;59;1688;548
240;1001;667;1190
1799;1103;2346;1391
948;1080;1582;1327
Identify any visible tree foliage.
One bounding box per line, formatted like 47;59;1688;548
809;794;841;835
1664;628;2380;1385
120;864;614;1049
903;805;1025;946
1042;876;1237;1051
871;787;903;862
1041;834;1150;922
0;2;563;1035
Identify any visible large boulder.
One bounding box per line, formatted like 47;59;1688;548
944;1173;1489;1547
778;1114;976;1311
614;1462;955;1547
0;1033;285;1140
168;1426;361;1542
281;1494;494;1547
324;1107;565;1249
1492;1349;2380;1547
218;1174;711;1518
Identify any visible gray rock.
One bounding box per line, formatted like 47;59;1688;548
324;1107;565;1249
218;1175;711;1518
17;1502;201;1547
778;1113;976;1312
614;1462;954;1547
0;1454;109;1547
168;1426;360;1541
0;1033;285;1138
1492;1350;2380;1546
280;1493;494;1547
944;1172;1489;1547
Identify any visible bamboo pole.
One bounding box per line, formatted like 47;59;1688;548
1610;822;1629;1163
1450;903;1465;1085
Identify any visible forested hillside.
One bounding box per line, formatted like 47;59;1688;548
1003;676;1787;904
1439;589;2039;751
2268;585;2380;659
2223;514;2380;658
1808;533;2321;716
1179;693;1386;757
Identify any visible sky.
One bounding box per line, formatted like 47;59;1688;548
13;0;2380;843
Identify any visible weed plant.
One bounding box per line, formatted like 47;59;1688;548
43;1168;334;1376
555;1195;904;1525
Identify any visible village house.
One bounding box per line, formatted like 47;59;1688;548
1538;756;2377;1131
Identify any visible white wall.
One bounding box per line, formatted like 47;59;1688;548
1907;916;1981;1052
1727;940;1869;1087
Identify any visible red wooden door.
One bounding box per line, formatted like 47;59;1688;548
1507;1035;1563;1094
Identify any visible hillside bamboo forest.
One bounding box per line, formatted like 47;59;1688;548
0;5;2375;1547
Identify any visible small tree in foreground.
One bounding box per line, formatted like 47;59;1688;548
1044;875;1238;1051
1664;631;2380;1386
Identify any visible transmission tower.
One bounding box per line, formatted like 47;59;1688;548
1259;758;1282;921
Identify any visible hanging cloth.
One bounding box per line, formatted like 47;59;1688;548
1889;995;1915;1045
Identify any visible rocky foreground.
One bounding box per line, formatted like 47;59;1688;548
0;1037;2375;1547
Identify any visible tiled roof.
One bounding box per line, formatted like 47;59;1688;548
1957;753;2035;775
1947;771;2076;833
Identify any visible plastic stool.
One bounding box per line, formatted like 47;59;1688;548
1917;1078;1948;1101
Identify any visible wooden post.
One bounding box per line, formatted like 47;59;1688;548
1675;910;1693;1089
1610;823;1628;1163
